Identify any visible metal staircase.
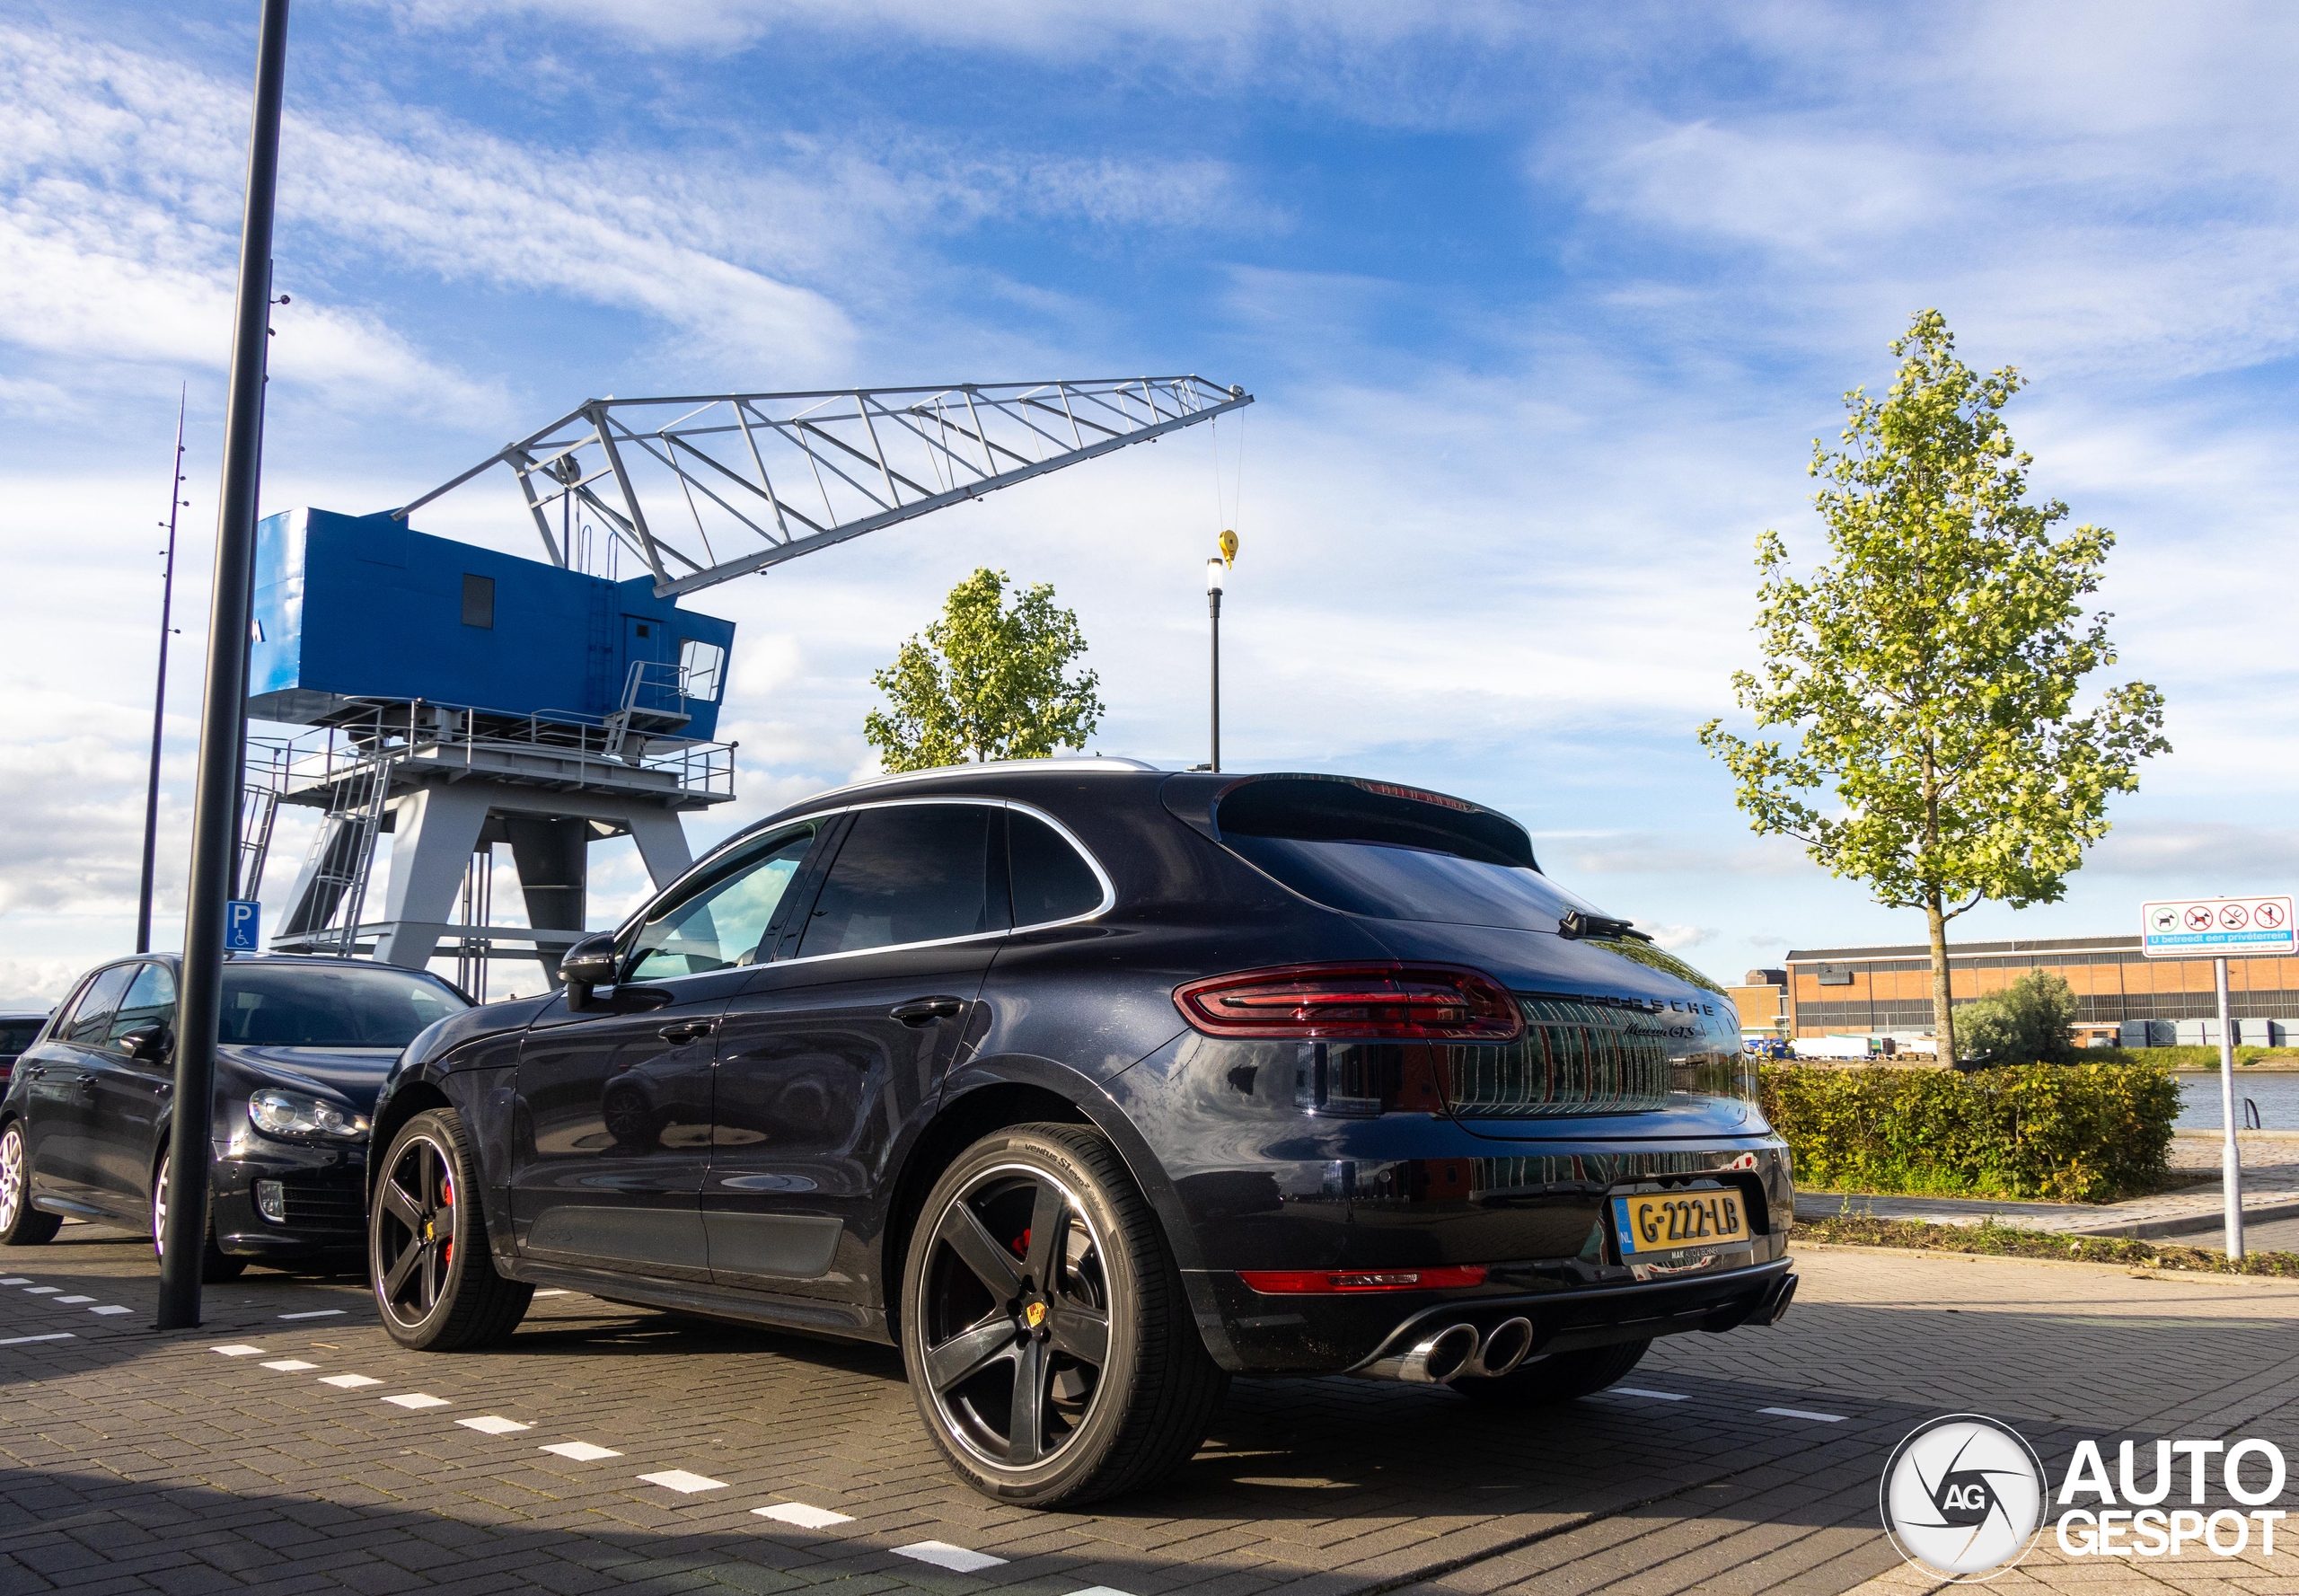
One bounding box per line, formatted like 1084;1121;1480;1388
275;741;395;955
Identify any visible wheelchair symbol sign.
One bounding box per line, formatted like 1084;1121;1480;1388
225;900;261;952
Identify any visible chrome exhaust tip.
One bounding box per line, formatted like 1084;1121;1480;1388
1463;1316;1534;1378
1357;1321;1481;1384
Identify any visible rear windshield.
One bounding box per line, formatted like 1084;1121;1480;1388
1217;775;1602;931
0;1021;42;1056
1224;833;1600;930
219;965;466;1048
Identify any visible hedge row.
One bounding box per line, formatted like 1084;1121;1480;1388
1758;1061;2180;1204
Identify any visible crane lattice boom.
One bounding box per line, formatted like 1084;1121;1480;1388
395;375;1253;599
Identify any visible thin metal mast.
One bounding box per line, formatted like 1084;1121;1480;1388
137;388;188;955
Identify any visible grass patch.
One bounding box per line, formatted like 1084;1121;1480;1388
1794;1212;2299;1277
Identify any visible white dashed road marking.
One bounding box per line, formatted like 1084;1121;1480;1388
54;1295;92;1304
89;1306;130;1316
754;1503;852;1529
22;1286;57;1294
212;1345;266;1356
1063;1588;1141;1596
895;1542;1008;1574
382;1393;451;1410
0;1333;73;1345
320;1374;382;1389
278;1309;345;1320
0;1278;31;1285
456;1415;531;1434
541;1442;621;1461
260;1360;318;1371
638;1469;727;1495
1608;1388;1691;1401
532;1290;569;1297
1757;1406;1847;1423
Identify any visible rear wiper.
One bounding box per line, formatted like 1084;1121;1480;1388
1556;909;1653;944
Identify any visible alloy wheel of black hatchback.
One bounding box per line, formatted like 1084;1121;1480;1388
920;1163;1113;1471
374;1132;458;1327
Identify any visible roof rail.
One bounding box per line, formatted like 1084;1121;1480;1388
792;755;1161;812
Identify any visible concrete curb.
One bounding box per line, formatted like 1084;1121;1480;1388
2068;1197;2299;1239
1792;1240;2299;1285
1799;1189;2299;1241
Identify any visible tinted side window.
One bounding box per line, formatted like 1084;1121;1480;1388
799;806;997;957
107;965;177;1053
63;966;137;1046
0;1022;42;1056
628;824;819;982
1009;811;1104;927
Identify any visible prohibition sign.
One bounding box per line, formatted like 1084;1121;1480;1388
2259;902;2288;930
2222;904;2251;930
2186;905;2216;931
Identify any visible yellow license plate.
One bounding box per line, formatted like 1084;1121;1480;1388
1612;1189;1750;1256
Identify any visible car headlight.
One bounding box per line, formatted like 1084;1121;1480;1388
247;1089;369;1142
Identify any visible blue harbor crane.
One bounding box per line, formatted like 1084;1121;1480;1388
242;376;1251;990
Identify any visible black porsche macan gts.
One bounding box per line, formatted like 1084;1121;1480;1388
366;762;1797;1505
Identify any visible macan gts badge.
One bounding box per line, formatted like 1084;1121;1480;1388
364;763;1797;1505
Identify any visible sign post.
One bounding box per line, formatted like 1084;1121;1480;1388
2141;895;2297;1261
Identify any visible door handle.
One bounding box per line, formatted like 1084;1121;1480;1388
891;996;965;1027
658;1018;719;1044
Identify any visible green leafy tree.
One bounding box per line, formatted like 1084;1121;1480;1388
864;568;1104;772
1958;970;2080;1067
1699;311;2168;1064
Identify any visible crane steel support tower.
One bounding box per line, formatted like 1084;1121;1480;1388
248;376;1251;986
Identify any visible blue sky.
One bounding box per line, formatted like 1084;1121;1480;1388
4;1;2297;1000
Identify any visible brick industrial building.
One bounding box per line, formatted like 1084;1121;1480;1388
1723;935;2297;1045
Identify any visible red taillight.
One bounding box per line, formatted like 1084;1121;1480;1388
1239;1265;1488;1294
1174;962;1521;1041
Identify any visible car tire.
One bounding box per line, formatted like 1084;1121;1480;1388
0;1122;61;1247
370;1108;532;1351
152;1152;248;1283
1453;1338;1652;1406
900;1121;1229;1508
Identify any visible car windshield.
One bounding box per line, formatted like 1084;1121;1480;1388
218;964;466;1048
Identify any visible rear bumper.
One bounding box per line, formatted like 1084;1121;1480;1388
1194;1249;1796;1373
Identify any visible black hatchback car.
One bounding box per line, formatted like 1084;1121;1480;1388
366;763;1795;1505
0;955;468;1274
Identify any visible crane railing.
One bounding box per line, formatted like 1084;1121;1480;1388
392;375;1252;599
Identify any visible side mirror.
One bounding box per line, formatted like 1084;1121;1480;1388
559;933;621;1011
118;1021;170;1062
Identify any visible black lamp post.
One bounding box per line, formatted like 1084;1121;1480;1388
159;0;290;1331
1204;555;1224;773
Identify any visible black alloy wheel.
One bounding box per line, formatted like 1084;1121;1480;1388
921;1165;1112;1468
901;1123;1228;1507
0;1123;60;1246
370;1108;531;1351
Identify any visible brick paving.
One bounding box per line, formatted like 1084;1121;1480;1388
2;1221;2296;1593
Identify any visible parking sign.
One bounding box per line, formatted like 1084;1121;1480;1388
2140;895;2296;958
224;899;261;952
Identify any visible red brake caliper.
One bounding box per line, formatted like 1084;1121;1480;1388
439;1170;454;1268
